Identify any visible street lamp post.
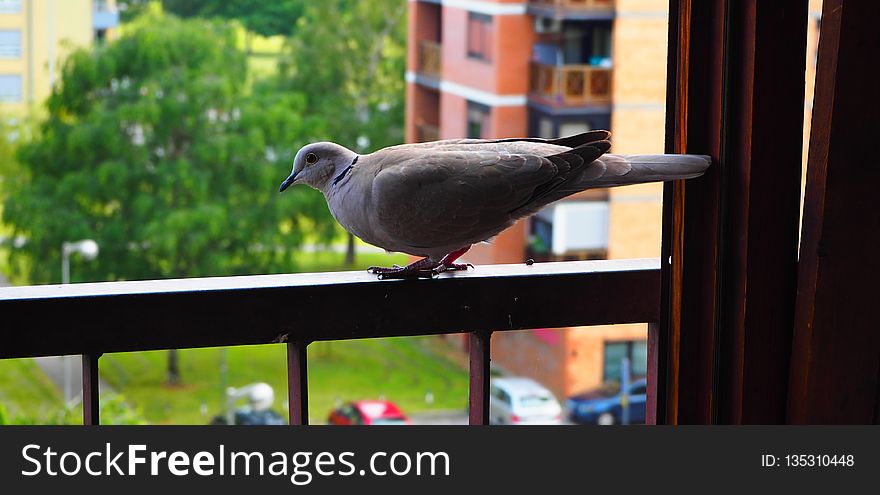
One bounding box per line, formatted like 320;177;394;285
62;239;99;284
61;239;99;404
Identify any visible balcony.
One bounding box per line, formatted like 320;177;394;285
417;123;440;142
417;40;442;79
528;0;615;20
0;259;660;425
529;62;612;107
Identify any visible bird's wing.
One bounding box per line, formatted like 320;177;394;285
380;130;611;154
369;139;610;249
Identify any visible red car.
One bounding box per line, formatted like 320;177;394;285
327;400;410;425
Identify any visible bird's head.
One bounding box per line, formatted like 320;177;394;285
279;142;358;193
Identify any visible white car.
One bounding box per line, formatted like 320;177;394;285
489;377;563;425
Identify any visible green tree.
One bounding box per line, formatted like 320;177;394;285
275;0;407;263
1;13;333;381
119;1;305;38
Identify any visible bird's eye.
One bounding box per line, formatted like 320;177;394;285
305;153;318;165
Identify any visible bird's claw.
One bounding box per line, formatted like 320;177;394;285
432;263;474;275
377;269;436;280
368;263;475;279
366;265;402;274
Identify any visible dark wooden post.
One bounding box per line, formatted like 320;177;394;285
287;341;309;425
468;330;491;425
661;0;807;423
82;353;101;425
660;0;727;425
713;0;807;424
787;0;880;424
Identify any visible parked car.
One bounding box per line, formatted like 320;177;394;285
489;377;563;425
327;400;410;425
567;378;647;425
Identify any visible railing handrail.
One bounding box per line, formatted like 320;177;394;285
529;0;615;10
417;39;442;78
419;39;442;49
0;258;660;359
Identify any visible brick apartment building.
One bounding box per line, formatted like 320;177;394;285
405;0;822;399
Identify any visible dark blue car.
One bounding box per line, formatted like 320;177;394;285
566;378;647;425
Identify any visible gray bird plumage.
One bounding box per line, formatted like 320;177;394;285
279;131;710;277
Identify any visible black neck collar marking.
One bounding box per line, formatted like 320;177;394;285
332;155;358;186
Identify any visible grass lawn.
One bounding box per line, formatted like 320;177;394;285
100;336;468;425
0;358;67;421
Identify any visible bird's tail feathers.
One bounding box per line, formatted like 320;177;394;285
590;154;711;187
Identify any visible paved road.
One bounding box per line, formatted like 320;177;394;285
409;410;469;425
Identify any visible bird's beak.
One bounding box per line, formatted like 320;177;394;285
278;172;297;192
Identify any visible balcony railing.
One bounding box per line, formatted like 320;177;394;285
417;123;440;142
530;62;612;106
530;0;615;11
418;40;442;79
0;258;660;425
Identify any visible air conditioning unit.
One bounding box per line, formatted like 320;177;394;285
534;17;562;34
548;201;609;255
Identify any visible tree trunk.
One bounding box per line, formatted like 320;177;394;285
167;349;181;385
345;232;356;266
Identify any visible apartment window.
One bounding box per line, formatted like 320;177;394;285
0;74;22;102
467;13;493;61
603;341;648;384
0;0;21;14
466;101;490;139
0;30;21;58
589;25;613;67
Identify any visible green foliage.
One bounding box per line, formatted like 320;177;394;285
119;1;305;38
275;0;407;153
0;394;147;425
2;13;333;284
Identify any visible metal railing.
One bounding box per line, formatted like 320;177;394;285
0;258;660;425
417;123;440;143
529;0;615;11
530;62;612;106
418;40;442;79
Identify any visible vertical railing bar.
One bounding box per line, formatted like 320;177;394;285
646;322;660;425
287;341;309;425
468;330;491;425
82;353;101;425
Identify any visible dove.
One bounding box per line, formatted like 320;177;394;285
278;130;709;279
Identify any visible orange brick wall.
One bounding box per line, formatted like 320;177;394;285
493;14;535;95
491;329;568;398
441;7;498;92
492;324;649;400
565;324;648;396
439;92;468;139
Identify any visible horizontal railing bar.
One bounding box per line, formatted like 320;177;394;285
0;258;660;359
